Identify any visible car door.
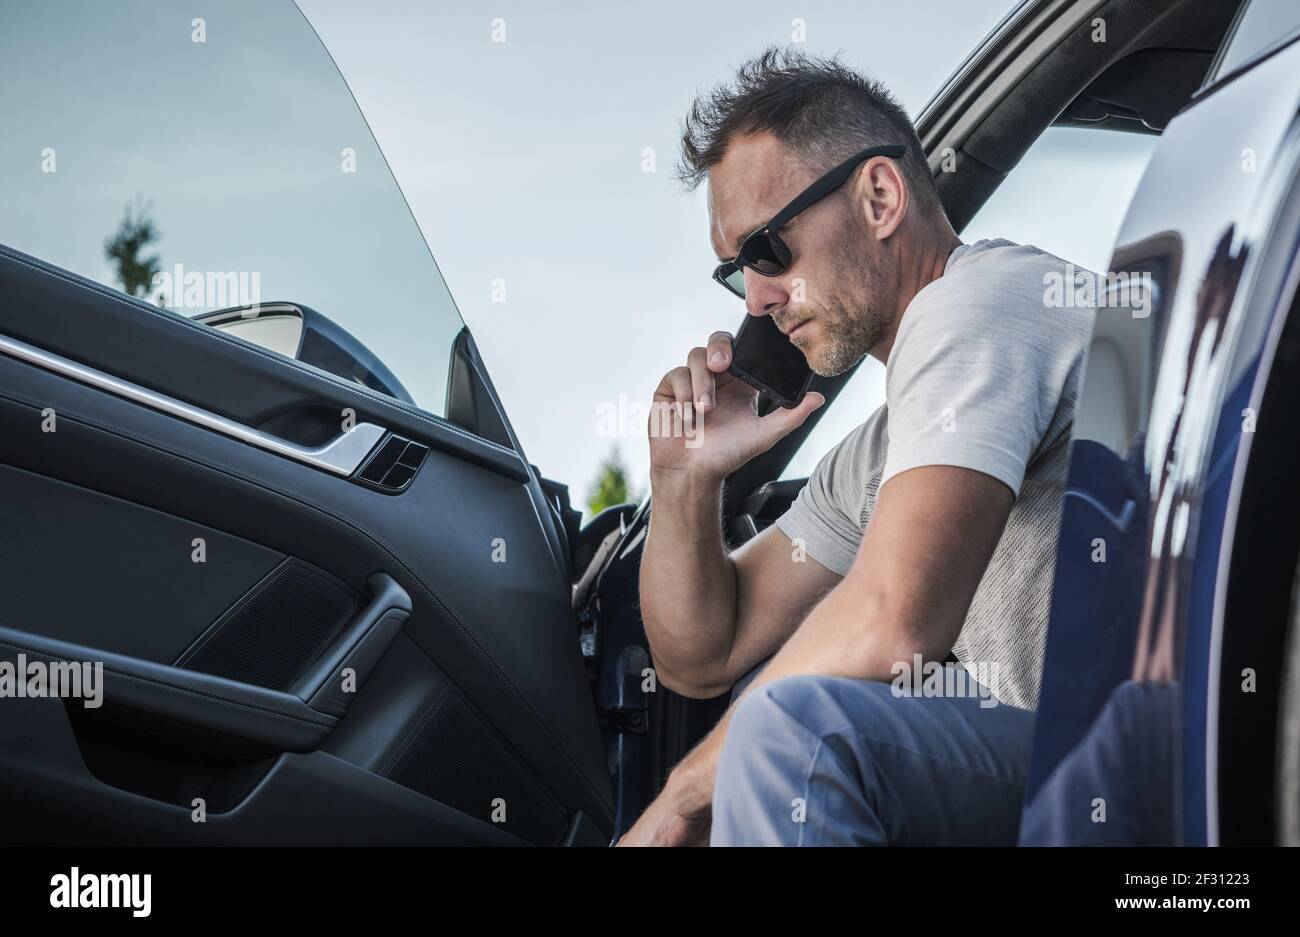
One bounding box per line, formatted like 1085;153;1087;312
0;0;611;845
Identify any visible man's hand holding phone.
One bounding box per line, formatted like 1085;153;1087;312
631;331;823;846
649;330;824;483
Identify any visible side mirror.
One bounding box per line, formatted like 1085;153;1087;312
194;302;415;405
195;304;304;357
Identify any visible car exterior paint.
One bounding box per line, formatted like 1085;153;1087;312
1022;31;1300;845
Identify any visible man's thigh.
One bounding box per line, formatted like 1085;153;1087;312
712;674;1036;846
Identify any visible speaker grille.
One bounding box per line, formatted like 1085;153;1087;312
177;560;358;691
385;689;567;845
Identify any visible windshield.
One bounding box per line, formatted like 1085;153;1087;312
0;0;464;415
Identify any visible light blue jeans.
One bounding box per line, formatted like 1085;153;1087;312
711;673;1036;846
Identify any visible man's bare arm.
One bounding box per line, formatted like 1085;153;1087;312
639;330;828;699
620;464;1014;845
640;471;841;698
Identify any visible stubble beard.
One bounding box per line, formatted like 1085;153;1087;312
796;241;889;377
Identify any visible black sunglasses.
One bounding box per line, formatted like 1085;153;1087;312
712;143;907;299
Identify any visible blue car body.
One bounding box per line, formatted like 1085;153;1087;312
1024;15;1300;844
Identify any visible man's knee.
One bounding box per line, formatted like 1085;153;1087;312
720;674;871;775
717;674;919;808
714;675;892;845
714;676;836;837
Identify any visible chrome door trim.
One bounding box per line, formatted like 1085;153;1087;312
0;331;385;476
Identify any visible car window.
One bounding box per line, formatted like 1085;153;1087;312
963;127;1159;272
0;0;464;417
781;126;1158;481
1208;0;1300;84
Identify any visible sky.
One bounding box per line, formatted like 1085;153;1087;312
293;0;1022;509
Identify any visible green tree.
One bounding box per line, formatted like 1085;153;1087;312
587;446;638;516
104;195;161;300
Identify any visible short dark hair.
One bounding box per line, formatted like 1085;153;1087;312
678;47;941;215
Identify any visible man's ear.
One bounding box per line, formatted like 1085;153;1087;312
853;157;908;240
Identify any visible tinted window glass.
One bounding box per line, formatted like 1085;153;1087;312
1210;0;1300;83
0;0;464;415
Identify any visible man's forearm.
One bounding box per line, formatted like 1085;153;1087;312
664;581;933;812
640;468;740;693
627;467;1010;844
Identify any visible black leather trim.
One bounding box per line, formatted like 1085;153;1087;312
0;463;284;662
0;632;336;753
0;698;528;845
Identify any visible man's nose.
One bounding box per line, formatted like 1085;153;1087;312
743;268;787;317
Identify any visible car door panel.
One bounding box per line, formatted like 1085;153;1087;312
0;245;613;844
0;464;283;660
2;696;527;846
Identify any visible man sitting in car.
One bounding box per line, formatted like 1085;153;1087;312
620;47;1093;846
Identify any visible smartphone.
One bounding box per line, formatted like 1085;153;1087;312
726;313;814;413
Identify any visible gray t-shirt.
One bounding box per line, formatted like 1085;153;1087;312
775;239;1094;710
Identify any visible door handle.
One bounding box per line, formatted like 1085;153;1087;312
0;331;386;476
